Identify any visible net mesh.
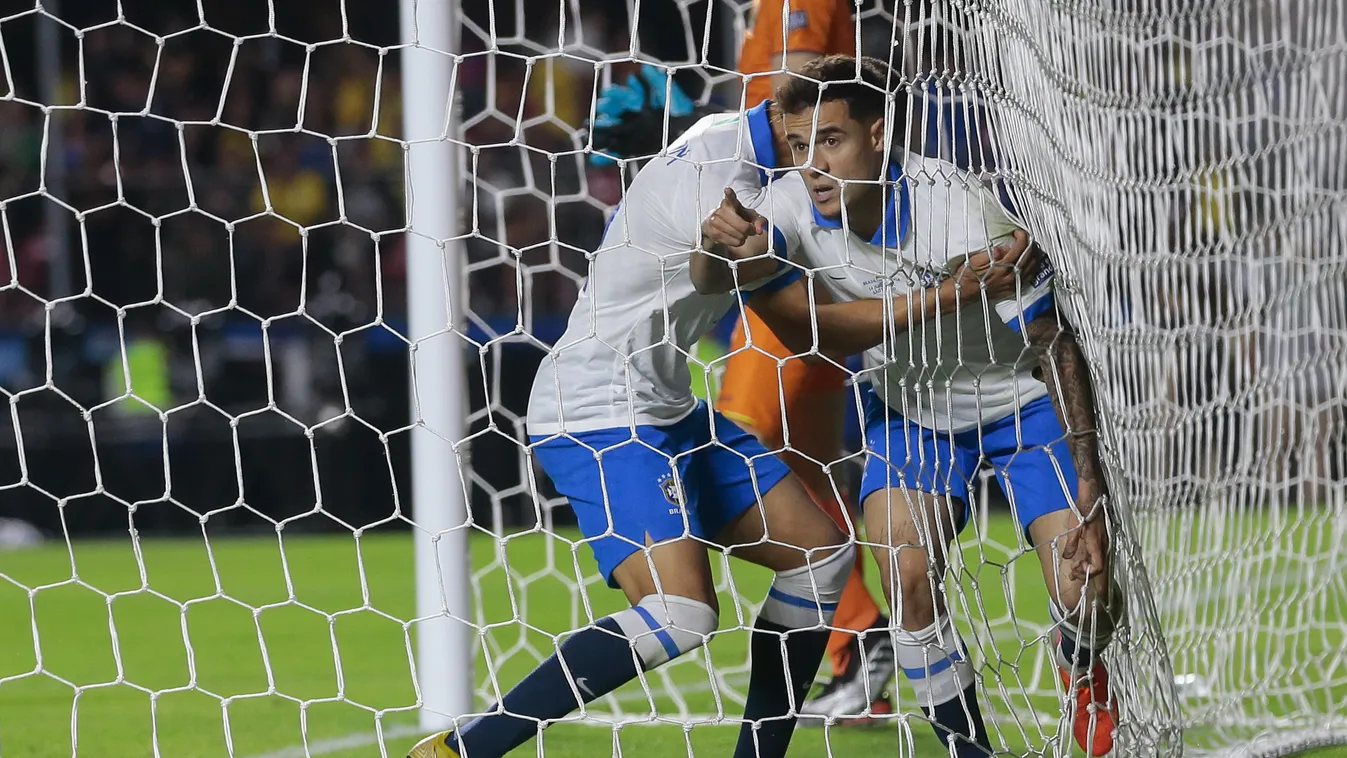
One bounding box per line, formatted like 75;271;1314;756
0;0;1342;757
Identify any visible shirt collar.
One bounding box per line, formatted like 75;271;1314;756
746;100;779;184
810;162;911;248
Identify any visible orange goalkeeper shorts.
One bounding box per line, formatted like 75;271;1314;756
717;308;847;459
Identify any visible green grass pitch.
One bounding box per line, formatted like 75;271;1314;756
1;511;1343;758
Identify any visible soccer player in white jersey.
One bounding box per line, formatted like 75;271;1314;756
407;91;1029;758
743;55;1124;757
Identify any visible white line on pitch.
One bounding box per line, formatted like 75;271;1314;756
241;723;423;758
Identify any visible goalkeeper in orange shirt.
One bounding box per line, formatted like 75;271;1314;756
587;0;896;724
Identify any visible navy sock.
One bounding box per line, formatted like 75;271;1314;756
450;617;639;758
923;682;993;758
1058;629;1094;672
732;618;830;758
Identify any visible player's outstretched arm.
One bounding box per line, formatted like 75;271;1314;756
751;230;1035;358
750;277;952;359
692;188;778;294
1024;301;1110;575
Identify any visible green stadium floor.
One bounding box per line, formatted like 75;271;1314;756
1;515;1343;758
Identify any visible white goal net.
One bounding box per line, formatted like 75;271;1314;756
0;0;1342;757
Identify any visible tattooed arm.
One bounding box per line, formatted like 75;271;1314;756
1024;304;1109;573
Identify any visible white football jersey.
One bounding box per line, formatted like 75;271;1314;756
527;103;795;436
766;152;1056;433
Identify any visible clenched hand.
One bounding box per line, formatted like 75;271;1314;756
701;188;767;251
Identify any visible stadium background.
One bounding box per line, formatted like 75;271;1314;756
0;0;1019;540
2;1;1344;757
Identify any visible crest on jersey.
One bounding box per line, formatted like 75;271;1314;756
788;10;809;30
657;472;684;506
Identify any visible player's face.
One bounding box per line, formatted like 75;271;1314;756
783;100;886;220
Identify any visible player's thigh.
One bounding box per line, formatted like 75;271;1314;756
610;534;718;610
859;404;975;551
983;398;1107;607
1025;508;1111;613
697;410;847;572
861;487;961;599
530;425;712;595
982;396;1080;541
719;473;849;573
858;409;973;602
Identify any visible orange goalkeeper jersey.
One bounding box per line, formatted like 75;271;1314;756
738;0;857;107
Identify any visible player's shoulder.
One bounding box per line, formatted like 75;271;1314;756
902;152;1007;211
653;108;779;197
749;0;849;22
900;151;978;188
670;110;755;158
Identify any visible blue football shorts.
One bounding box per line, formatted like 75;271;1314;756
859;389;1079;539
530;402;792;587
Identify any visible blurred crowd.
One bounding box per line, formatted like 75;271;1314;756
0;0;1339;532
0;0;938;419
0;0;631;420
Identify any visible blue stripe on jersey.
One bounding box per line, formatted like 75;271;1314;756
1004;293;1055;333
747;266;803;299
772;226;787;258
632;604;682;661
739;227;798;302
600;202;622;241
582;202;624;296
746;100;779;185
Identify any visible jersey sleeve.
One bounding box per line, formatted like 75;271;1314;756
953;180;1056;332
740;180;807;297
972;184;1056;332
993;238;1056;332
665;136;767;243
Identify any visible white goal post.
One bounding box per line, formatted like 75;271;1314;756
401;0;473;732
0;0;1342;757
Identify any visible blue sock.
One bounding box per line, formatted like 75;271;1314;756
1059;630;1089;670
449;617;639;758
1051;600;1104;675
732;618;830;758
923;682;993;758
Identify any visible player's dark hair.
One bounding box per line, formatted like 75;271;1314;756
774;55;898;125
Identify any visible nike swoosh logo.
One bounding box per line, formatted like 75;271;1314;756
826;273;849;280
576;677;595;699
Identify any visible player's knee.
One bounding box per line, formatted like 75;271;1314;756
759;543;855;629
612;594;719;670
1051;577;1088;614
891;550;939;630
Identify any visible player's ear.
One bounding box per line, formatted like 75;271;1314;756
869;116;887;152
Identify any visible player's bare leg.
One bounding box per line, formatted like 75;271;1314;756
720;321;893;721
410;538;720;758
1028;508;1123;757
781;383;894;715
715;472;855;754
863;486;992;757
